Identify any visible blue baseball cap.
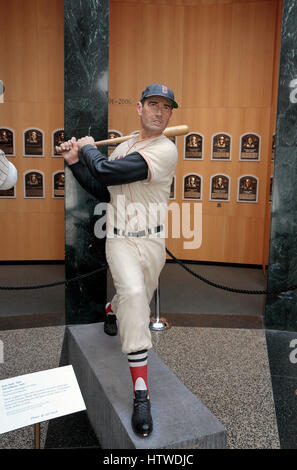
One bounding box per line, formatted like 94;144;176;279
140;84;178;108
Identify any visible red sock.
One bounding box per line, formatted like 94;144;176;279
105;302;112;315
127;350;149;398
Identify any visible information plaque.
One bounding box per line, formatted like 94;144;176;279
0;365;86;434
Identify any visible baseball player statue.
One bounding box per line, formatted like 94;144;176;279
0;149;17;190
60;84;178;437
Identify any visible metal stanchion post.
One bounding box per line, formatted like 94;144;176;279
149;279;171;331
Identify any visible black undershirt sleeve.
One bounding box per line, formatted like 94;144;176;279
69;161;111;202
79;144;148;186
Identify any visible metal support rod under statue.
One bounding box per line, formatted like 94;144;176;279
149;279;171;331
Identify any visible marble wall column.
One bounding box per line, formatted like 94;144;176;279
64;0;109;324
266;0;297;449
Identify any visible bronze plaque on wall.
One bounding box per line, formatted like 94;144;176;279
272;133;275;160
0;186;15;198
210;175;229;201
183;174;202;200
0;128;14;156
53;129;65;156
24;171;44;198
53;171;65;198
269;176;273;203
169;176;176;200
238;176;258;202
212;133;231;160
184;133;203;159
108;130;122;156
240;133;260;160
24;129;44;156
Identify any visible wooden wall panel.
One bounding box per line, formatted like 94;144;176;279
182;1;277;108
0;0;64;260
0;0;281;263
109;0;281;265
109;1;184;127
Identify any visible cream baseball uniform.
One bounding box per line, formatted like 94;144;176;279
105;134;178;354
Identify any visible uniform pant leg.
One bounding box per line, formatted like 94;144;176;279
136;237;166;305
105;236;165;354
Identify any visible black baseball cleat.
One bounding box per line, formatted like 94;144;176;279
104;314;118;336
131;390;153;437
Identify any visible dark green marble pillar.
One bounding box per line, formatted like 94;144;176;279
266;0;297;448
64;0;109;324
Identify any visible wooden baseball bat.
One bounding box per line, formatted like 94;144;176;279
94;124;189;146
55;125;189;153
